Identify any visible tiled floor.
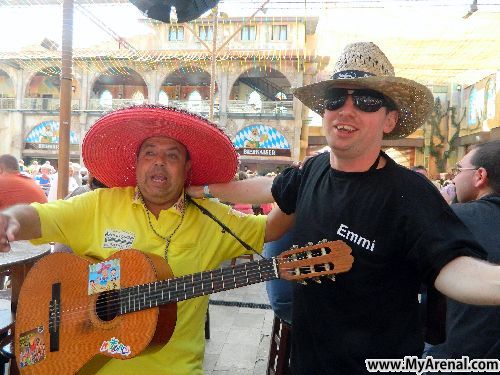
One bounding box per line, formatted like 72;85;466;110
204;280;274;374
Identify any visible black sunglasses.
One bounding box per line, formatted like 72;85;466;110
323;89;396;113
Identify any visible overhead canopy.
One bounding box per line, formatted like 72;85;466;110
0;1;499;87
315;2;500;86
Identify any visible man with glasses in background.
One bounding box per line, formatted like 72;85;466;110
428;140;500;362
188;42;500;374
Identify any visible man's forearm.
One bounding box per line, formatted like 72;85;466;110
435;256;500;305
188;176;275;204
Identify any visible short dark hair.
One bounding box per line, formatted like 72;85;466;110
0;154;19;172
470;140;500;194
411;165;426;172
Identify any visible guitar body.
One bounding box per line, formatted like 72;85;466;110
14;240;354;374
15;250;177;375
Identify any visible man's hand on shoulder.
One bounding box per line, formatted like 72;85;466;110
185;185;205;199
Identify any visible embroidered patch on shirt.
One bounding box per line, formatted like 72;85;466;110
102;229;135;250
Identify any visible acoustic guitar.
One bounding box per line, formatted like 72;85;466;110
14;240;353;374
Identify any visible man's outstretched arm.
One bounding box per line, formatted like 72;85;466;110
187;176;275;204
435;256;500;305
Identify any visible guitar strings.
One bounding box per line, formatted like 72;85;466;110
50;257;334;325
45;257;335;326
61;248;336;315
55;256;332;319
47;260;279;326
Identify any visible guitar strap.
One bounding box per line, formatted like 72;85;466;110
186;196;263;259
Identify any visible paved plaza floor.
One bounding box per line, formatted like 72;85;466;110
204;280;274;375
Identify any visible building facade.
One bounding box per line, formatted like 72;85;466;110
0;14;326;174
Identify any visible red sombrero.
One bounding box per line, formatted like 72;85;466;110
82;105;238;188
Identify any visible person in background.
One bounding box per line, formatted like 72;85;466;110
0;154;47;209
411;165;428;178
427;140;500;360
47;163;79;201
18;159;25;173
71;162;82;186
263;227;294;324
80;167;89;185
34;165;52;196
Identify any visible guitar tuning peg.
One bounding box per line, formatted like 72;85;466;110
292;245;299;249
320;239;328;243
329;275;336;282
299;280;308;285
307;242;313;246
313;277;321;284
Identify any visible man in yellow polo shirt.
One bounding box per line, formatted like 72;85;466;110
0;105;292;374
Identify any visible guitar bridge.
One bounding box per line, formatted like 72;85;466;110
48;282;61;352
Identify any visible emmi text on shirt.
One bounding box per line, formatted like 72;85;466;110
337;224;375;252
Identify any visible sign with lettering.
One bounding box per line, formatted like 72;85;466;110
233;125;290;157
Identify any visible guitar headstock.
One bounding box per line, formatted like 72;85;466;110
276;240;353;283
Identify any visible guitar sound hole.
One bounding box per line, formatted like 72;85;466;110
95;290;120;321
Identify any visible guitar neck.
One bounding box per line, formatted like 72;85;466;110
119;257;278;314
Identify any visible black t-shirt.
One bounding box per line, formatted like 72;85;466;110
428;194;500;360
271;152;486;375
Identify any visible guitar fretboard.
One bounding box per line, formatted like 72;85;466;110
119;257;277;314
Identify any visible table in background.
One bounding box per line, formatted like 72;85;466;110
0;242;51;312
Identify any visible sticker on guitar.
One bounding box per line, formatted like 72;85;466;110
18;326;46;369
88;259;121;295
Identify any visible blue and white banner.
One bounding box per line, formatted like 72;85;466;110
25;120;79;144
25;120;79;151
233;124;290;157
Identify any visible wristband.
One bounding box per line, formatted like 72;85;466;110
203;184;214;199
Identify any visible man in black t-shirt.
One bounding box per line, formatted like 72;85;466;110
188;43;500;375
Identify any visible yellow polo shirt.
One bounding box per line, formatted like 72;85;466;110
30;186;266;375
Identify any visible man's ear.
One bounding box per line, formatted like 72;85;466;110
474;167;489;189
383;110;398;134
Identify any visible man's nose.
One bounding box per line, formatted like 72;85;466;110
338;95;356;112
153;153;167;165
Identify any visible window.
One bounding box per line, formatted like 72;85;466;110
132;91;145;105
158;90;169;106
169;26;184;41
99;90;112;108
248;91;262;111
241;26;256;41
272;25;287;41
188;91;202;112
198;26;213;41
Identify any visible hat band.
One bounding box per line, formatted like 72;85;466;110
331;70;375;80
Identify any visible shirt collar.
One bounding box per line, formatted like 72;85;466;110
132;187;186;216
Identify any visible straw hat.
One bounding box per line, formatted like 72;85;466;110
293;42;434;139
82;105;238;188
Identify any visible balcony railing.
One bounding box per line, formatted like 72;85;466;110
22;98;81;111
227;100;293;115
13;98;293;117
0;98;15;109
88;98;146;111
